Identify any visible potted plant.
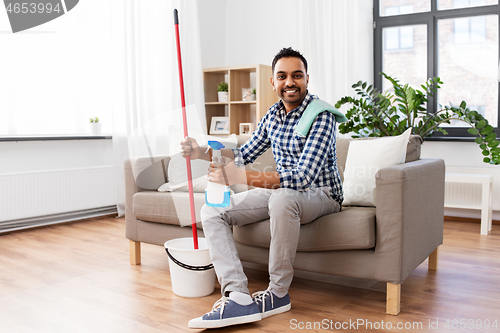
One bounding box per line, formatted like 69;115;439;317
217;82;228;102
335;72;500;165
89;117;101;136
251;88;256;101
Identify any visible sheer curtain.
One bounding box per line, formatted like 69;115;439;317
111;0;206;216
297;0;373;109
0;0;113;136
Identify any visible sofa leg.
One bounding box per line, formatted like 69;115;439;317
129;240;141;265
386;282;401;315
428;246;439;271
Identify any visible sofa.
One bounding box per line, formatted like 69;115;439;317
125;135;445;315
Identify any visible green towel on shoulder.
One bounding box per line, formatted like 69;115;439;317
294;99;347;137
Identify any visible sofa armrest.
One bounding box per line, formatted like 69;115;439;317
124;156;170;240
374;158;445;284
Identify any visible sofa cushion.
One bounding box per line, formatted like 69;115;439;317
405;135;423;162
342;129;412;207
336;137;351;181
133;191;205;228
233;206;376;251
336;135;422;182
336;134;424;176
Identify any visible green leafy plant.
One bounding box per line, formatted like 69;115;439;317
335;72;499;165
252;88;256;95
90;117;99;123
217;82;228;92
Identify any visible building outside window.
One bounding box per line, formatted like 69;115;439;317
374;0;500;138
453;16;486;44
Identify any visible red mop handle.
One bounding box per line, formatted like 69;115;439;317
174;9;199;250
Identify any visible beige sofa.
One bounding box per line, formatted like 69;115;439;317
125;135;444;315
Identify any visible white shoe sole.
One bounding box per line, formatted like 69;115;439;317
188;312;262;329
262;303;291;319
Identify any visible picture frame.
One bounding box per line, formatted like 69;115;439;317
239;122;253;135
242;88;252;101
210;116;230;135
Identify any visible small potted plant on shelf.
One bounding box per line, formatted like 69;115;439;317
217;82;228;102
89;117;101;136
251;88;256;101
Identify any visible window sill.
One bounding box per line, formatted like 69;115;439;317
424;136;477;142
0;135;112;142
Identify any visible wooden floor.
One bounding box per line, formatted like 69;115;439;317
1;217;499;333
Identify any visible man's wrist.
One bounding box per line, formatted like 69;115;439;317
198;147;211;161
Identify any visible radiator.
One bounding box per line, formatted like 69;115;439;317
0;166;116;223
445;166;500;213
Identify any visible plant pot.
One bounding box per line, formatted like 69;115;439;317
218;91;228;103
89;123;102;136
250;93;256;101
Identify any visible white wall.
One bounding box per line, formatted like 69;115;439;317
224;0;301;67
198;0;227;69
422;141;487;167
198;0;300;69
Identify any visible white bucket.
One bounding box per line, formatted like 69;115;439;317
164;237;215;298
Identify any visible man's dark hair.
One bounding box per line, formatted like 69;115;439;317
272;47;308;74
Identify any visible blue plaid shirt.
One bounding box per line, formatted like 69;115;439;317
233;92;343;204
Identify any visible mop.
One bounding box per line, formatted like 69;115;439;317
174;9;198;249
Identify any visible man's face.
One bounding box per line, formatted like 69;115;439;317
271;57;309;113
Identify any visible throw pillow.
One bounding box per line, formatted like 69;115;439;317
342;128;412;207
158;134;238;192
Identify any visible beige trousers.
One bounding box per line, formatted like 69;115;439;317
201;187;341;296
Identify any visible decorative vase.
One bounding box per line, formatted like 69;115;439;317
90;123;102;136
218;91;228;103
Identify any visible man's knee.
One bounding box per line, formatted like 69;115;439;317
268;188;300;216
201;204;230;228
201;204;214;221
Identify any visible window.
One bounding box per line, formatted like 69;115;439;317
380;1;431;16
384;26;415;50
385;5;415;16
0;2;112;136
454;16;486;44
382;24;427;93
438;14;498;129
374;0;500;139
438;0;497;10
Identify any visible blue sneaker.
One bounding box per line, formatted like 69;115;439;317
188;296;262;329
252;288;291;318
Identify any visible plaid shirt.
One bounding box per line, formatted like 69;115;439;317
233;92;343;204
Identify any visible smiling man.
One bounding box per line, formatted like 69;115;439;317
183;47;344;329
271;50;309;112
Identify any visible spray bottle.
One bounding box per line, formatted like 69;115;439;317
205;141;231;207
